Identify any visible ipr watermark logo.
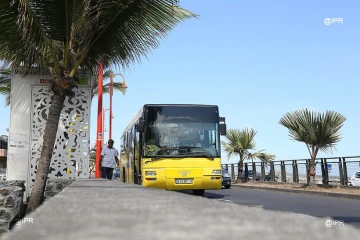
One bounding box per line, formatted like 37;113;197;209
324;18;343;25
325;219;344;227
16;217;34;225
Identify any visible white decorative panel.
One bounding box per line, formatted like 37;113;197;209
29;86;91;193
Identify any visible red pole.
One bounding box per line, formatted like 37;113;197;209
95;62;103;178
110;72;113;140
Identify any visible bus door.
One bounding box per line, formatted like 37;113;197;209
134;129;141;184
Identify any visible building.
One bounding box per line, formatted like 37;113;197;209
0;136;8;168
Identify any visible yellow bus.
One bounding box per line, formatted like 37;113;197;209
119;104;226;196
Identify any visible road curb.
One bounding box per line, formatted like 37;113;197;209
232;184;360;200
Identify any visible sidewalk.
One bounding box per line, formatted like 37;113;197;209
3;179;360;240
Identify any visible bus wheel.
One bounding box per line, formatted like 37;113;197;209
192;190;205;196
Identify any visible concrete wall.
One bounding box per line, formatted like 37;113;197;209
7;66;92;198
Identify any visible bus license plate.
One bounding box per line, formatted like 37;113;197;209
175;179;193;184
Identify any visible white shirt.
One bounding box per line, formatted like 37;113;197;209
101;146;119;168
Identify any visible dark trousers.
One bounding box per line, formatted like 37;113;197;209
101;167;114;180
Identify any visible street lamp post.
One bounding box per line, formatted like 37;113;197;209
95;62;103;178
109;72;127;140
109;74;113;140
103;108;110;145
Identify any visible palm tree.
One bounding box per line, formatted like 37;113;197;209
91;69;127;100
0;69;11;106
0;1;197;213
279;108;346;185
221;128;275;183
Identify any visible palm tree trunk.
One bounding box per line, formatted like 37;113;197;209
236;162;241;183
307;146;319;185
27;93;66;213
236;153;244;183
309;157;317;185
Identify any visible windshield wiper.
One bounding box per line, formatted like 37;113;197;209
145;156;179;162
192;152;214;160
144;157;165;164
151;156;167;160
145;153;214;162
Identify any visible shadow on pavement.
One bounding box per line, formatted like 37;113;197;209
176;189;230;199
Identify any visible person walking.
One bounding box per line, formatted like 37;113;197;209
100;139;119;180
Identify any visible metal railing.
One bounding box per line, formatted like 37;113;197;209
221;156;360;186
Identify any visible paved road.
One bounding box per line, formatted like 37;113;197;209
180;187;360;228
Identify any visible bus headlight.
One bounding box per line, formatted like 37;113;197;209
212;170;221;175
145;171;156;176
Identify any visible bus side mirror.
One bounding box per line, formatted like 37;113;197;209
220;124;226;136
137;120;145;133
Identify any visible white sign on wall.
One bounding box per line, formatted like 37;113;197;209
8;66;92;198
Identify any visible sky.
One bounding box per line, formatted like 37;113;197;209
1;0;360;164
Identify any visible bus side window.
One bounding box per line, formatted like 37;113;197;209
208;131;216;146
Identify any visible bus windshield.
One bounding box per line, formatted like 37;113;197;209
143;106;221;158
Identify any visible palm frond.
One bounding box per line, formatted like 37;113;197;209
279;108;346;155
221;127;275;164
221;128;262;162
102;82;127;95
0;69;11;75
221;140;237;160
247;151;276;164
1;1;197;78
0;85;10;95
222;128;257;151
102;70;112;80
0;75;11;98
0;1;59;70
0;76;11;85
0;84;11;107
5;93;10;107
0;68;12;107
92;81;127;99
80;1;198;70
